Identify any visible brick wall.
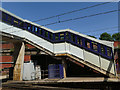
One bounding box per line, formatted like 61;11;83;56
0;43;14;49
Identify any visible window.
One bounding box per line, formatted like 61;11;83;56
85;39;90;48
32;26;34;31
107;47;111;56
101;45;105;54
19;21;24;28
28;26;31;30
39;28;43;35
45;31;48;38
7;15;12;24
55;33;59;40
77;37;82;45
2;12;6;21
49;33;53;40
35;27;38;32
91;42;98;51
13;19;19;25
60;33;64;40
71;34;75;42
27;24;31;30
66;32;69;40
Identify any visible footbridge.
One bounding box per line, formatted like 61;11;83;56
0;8;118;80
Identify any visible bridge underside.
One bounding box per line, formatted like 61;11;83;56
31;54;108;78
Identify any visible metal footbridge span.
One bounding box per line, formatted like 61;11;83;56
0;8;117;79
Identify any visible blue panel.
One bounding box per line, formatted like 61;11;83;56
111;49;114;60
48;64;64;79
82;38;85;47
104;46;107;56
69;32;71;41
42;29;45;36
48;31;50;39
75;35;77;43
90;40;92;49
64;32;65;40
58;33;60;40
98;43;101;53
59;64;64;79
48;64;58;78
53;33;55;41
48;64;56;78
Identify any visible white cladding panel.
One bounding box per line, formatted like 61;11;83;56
24;31;54;52
10;28;26;38
1;22;26;37
70;44;84;60
65;43;71;53
54;43;84;60
100;57;115;74
54;43;68;54
1;22;13;33
84;51;100;67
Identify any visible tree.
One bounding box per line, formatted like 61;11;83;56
112;33;120;41
99;32;113;41
88;35;97;39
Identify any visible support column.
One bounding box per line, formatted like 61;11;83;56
13;42;25;81
62;59;67;78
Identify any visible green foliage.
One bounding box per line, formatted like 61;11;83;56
112;33;120;41
99;32;113;41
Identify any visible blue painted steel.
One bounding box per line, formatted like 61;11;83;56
11;16;14;25
90;40;92;49
105;46;107;56
98;43;101;53
48;64;56;78
59;64;64;79
58;33;60;41
48;64;64;79
82;38;85;47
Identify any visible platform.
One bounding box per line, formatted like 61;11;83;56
2;77;120;89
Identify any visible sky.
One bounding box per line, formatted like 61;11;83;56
2;2;119;39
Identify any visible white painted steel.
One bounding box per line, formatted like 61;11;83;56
69;44;84;60
54;43;84;60
54;42;71;54
100;57;115;74
54;43;70;54
23;31;54;52
84;51;100;67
